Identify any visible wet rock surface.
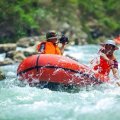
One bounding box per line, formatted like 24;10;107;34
0;37;40;66
0;44;16;53
0;70;6;80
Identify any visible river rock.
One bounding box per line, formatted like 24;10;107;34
0;70;5;80
17;36;40;48
13;51;26;62
23;46;37;57
6;51;16;59
0;58;14;66
0;44;17;53
6;51;26;62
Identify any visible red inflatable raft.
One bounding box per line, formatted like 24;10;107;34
17;54;109;87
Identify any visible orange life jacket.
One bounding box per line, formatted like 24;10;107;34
94;55;116;76
37;41;61;55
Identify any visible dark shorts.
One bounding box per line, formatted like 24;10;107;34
112;60;118;69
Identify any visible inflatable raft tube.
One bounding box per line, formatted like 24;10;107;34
17;54;108;87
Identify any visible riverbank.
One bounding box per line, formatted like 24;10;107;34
0;34;89;66
0;36;41;66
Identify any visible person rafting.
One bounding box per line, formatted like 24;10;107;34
92;40;120;82
37;31;68;55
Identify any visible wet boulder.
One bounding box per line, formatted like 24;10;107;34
0;70;5;80
6;51;15;60
6;50;26;62
13;51;26;62
23;46;37;57
0;44;16;53
17;36;40;48
0;58;14;66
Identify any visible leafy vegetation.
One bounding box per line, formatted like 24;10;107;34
0;0;120;43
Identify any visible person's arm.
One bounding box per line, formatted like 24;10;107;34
100;52;113;65
112;68;120;80
100;52;109;61
60;43;65;55
112;68;120;86
111;59;120;86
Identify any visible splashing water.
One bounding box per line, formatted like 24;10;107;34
0;45;120;120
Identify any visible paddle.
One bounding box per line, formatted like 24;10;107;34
65;54;79;62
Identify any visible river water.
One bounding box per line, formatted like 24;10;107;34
0;45;120;120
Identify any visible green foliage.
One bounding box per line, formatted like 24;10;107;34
0;0;120;43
